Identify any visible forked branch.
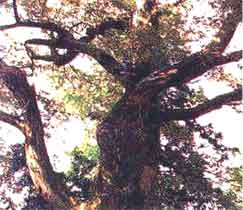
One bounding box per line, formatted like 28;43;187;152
1;20;129;85
130;50;242;101
0;60;77;209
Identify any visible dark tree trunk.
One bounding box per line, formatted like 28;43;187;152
97;94;161;209
0;1;241;209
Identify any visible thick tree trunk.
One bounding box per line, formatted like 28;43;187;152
96;94;161;209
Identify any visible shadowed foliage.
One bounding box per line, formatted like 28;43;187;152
0;0;242;209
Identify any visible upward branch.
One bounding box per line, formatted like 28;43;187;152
13;0;20;22
0;60;78;209
205;0;242;53
130;50;242;102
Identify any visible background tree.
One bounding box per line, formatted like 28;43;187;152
0;0;242;209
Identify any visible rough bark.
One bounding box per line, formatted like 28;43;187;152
0;0;242;209
96;95;161;209
0;62;79;210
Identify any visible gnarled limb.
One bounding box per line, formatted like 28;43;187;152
1;20;130;85
25;37;130;86
151;87;242;123
129;50;241;103
1;0;130;76
172;50;242;84
0;60;79;210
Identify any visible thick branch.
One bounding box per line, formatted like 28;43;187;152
0;3;131;78
0;60;77;209
25;37;128;84
171;50;242;84
0;18;80;66
48;18;129;66
0;110;22;130
1;15;129;66
205;0;242;53
0;16;129;83
129;50;242;102
153;88;242;122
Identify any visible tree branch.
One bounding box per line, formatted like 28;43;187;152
0;15;129;66
12;0;20;22
0;14;130;83
173;0;187;7
0;20;70;37
0;60;77;209
171;50;242;84
0;0;130;79
129;50;241;102
205;0;242;53
152;88;242;122
48;18;129;66
25;37;129;85
85;18;129;41
0;110;22;130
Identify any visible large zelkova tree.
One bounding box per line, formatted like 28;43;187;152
0;0;242;209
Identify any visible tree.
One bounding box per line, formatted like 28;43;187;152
0;0;242;209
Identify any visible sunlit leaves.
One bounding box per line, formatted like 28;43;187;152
65;142;99;200
223;165;243;209
0;1;241;209
86;1;191;65
206;65;241;88
50;63;123;119
159;85;207;111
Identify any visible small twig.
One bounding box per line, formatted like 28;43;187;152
173;0;187;7
19;99;30;117
69;21;86;31
12;0;20;22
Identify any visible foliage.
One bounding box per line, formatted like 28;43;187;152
0;0;242;209
0;143;50;210
80;0;193;70
158;120;241;209
49;64;123;119
157;84;240;207
64;123;100;200
64;145;98;201
223;165;243;209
